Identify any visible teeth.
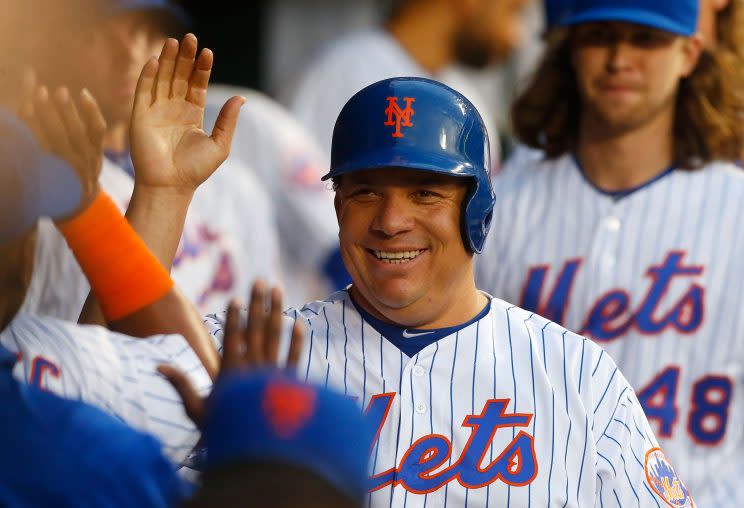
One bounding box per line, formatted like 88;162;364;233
373;250;422;263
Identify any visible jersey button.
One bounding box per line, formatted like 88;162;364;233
412;365;426;377
602;216;621;232
415;402;427;414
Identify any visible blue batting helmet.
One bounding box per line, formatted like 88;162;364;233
322;77;495;254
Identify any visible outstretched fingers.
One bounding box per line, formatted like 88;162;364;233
34;86;73;157
171;33;198;99
221;299;245;372
245;280;268;363
53;87;87;156
78;88;107;150
186;47;213;108
155;38;179;100
210;95;245;153
264;287;284;362
133;56;159;114
19;74;50;151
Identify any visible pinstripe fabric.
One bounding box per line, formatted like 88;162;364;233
1;313;211;464
477;155;744;505
205;290;676;506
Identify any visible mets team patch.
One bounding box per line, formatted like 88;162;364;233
644;448;694;507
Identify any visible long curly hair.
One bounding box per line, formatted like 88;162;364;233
512;20;744;169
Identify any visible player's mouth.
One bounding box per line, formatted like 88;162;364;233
369;249;424;264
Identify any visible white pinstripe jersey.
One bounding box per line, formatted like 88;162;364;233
204;290;691;507
0;313;212;464
476;154;744;506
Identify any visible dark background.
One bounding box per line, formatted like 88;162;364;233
181;1;266;89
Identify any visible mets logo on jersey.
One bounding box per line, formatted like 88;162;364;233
645;448;694;507
366;395;537;493
384;96;415;138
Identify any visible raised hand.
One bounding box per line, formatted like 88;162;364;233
129;33;244;194
158;280;305;427
19;71;106;217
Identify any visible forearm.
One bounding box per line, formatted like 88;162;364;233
122;185;219;377
126;185;194;270
79;183;194;324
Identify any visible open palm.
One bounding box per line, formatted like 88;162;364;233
130;34;243;192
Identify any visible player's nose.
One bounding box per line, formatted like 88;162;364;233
370;193;415;237
606;41;635;72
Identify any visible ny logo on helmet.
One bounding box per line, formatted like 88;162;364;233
384;96;415;138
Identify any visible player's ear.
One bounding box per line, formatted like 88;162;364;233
680;34;704;78
333;192;342;223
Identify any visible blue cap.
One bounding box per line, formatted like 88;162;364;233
558;0;699;36
544;0;575;28
202;370;371;503
0;108;81;242
0;344;189;507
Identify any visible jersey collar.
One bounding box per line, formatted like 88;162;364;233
572;154;676;200
348;292;491;358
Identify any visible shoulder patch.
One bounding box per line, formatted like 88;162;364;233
645;448;694;507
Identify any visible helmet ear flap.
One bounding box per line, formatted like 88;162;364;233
462;177;495;254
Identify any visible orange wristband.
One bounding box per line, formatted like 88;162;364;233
57;192;174;321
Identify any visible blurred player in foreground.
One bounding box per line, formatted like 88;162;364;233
181;367;369;508
477;0;744;504
0;107;189;506
1;31;247;464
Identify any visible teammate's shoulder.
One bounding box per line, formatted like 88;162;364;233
6;312;183;348
696;159;744;183
662;160;744;199
5;312;89;339
486;296;597;350
494;151;575;193
315;28;394;61
284;290;349;323
295;28;413;92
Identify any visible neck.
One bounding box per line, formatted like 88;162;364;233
577;109;675;191
386;5;455;73
350;275;487;330
104;121;129;153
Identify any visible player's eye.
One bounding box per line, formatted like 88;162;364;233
413;189;440;200
348;188;379;200
573;24;614;47
630;29;674;48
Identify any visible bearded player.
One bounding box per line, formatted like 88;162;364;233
476;0;744;505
